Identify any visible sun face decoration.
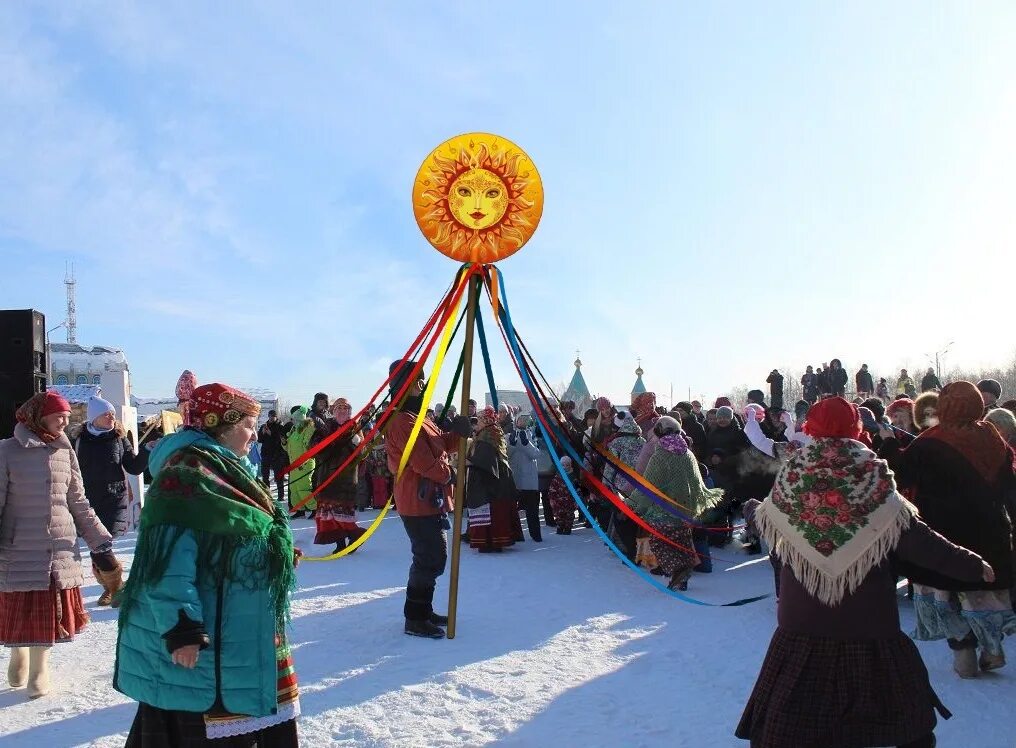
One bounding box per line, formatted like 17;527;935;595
413;133;543;263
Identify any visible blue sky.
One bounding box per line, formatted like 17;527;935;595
2;2;1013;409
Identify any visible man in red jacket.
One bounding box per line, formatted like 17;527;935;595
385;360;472;639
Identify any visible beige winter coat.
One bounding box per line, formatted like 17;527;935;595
0;423;112;592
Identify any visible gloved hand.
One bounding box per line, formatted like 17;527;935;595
744;404;765;422
519;430;530;446
450;415;473;438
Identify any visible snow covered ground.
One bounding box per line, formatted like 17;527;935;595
2;513;1013;747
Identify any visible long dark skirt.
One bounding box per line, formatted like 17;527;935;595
126;703;298;747
736;627;946;747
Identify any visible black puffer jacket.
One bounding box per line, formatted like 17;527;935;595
75;427;149;536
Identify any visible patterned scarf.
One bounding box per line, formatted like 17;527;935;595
15;393;64;443
631;392;657;424
118;444;295;633
476;407;507;461
628;434;723;525
753;437;917;606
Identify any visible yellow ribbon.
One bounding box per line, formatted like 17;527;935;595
304;275;467;561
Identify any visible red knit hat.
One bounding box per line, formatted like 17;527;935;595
39;391;71;417
804;397;862;440
191;384;261;430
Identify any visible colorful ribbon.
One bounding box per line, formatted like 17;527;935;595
305;268;471;561
490;267;769;606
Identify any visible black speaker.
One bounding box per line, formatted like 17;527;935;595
0;309;48;439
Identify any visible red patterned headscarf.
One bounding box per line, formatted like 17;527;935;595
176;370;198;427
476;406;506;459
631;392;657;424
191;384;261;430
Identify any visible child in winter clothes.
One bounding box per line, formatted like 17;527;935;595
548;457;578;534
1;391;117;699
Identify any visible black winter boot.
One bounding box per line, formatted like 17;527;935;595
404;586;445;639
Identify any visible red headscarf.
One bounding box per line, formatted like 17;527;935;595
631;392;657;424
918;381;1010;482
176;370;198;426
16;391;72;443
191;383;261;430
803;397;862;440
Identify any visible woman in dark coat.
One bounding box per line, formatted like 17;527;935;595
879;381;1016;677
466;407;521;552
828;358;848;397
737;397;994;748
75;396;148;606
312;398;365;552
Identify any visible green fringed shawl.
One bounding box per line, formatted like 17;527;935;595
118;445;296;633
628;444;724;526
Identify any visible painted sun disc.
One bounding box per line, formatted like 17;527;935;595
413;132;543;263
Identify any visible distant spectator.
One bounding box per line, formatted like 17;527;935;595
766;370;785;410
921;368;942;392
828;359;848;397
896;369;916;398
801;366;819;404
855;364;874;398
876;377;890;403
816;363;831;395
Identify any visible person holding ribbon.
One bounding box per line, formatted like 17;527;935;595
311;398;365;553
625;416;724;592
114;382;300;746
384;360;472;640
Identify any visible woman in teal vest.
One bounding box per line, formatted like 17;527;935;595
115;383;300;746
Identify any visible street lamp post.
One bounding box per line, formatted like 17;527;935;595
45;322;66;384
927;341;954;382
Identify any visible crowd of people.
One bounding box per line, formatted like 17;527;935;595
0;357;1013;747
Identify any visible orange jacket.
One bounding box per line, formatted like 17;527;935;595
384;412;462;516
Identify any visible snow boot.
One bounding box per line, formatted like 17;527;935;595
429;612;449;627
668;568;692;592
979;649;1005;672
93;559;124;608
27;646;50;698
7;646;28;688
952;647;978;678
404;586;444;639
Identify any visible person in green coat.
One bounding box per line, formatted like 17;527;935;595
627;416;724;592
285;406;317;516
114;383;300;746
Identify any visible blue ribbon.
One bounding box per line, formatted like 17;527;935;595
492;267;769;607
